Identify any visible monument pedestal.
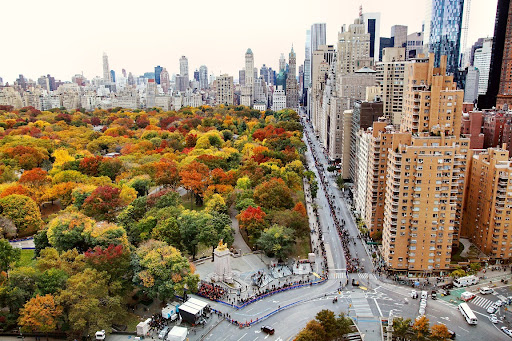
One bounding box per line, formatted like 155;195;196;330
212;241;233;284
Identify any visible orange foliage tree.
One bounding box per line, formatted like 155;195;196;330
179;161;210;206
18;294;63;332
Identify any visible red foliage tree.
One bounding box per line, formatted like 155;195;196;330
293;202;307;217
79;156;103;177
153;160;180;188
185;133;197;148
19;168;49;188
84;244;131;278
136;115;150;129
179;161;210;205
238;206;267;242
82;185;122;221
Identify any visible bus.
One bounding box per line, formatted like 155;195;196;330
458;302;478;325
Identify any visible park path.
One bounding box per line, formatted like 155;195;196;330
229;206;251;253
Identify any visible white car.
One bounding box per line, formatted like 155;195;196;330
479;287;494;295
95;331;106;341
489;314;499;324
501;326;512;338
411;290;418;299
487;304;498;314
421;291;428;299
495;300;504;307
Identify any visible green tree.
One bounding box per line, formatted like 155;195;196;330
57;268;123;336
335;175;344;189
295;320;327;341
178;210;211;259
133;240;199;301
469;262;481;274
37;268;68;295
0;239;20;272
450;267;466;278
257;224;294;260
151;217;182;249
315;309;338;340
392;317;412;340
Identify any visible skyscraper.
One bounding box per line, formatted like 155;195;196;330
179;56;189;82
391;25;408;48
154;65;163;84
310;24;327;85
260;64;269;84
496;0;512;108
110;70;116;83
199;65;208;90
193;69;200;82
217;74;234;105
160;68;170;93
424;0;465;75
241;49;254;107
361;12;381;61
279;54;286;72
480;0;510;109
473;38;493;95
102;53;111;82
286;46;299;110
304;29;311;89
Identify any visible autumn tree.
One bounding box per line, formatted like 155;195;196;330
412;315;430;341
18;294;63;332
253;177;294;209
133;240;199;301
0;194;43;237
153;160;180;188
392;317;412;340
238;206;267;243
84;244;131;282
179;161;210;206
430;324;452;341
82;185;122;221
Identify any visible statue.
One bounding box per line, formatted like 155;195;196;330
216;239;228;251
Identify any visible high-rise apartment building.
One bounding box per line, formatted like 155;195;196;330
336;19;373;75
160;68;170;93
239;70;245;86
464;67;480;103
462;147;512;260
497;1;512;108
391;25;408;48
310;24;327;86
406;32;424;60
216;74;234;105
376;47;408;125
199;65;208;90
379;37;394;62
401;55;463;136
311;45;335;136
304;29;312;89
474;38;493;95
260;64;269;84
424;0;464;75
361;12;381;61
103;53;111;82
180;56;189;83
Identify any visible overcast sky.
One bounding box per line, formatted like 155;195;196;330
1;0;498;83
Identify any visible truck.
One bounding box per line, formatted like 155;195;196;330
166;326;187;341
136;318;151;336
453;275;479;288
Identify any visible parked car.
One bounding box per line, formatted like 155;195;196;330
487;304;498;314
431;290;437;300
421;291;428;299
411;290;418;299
489;314;499;324
495;300;504;307
501;326;512;338
261;326;275;335
95;331;106;341
447;329;456;339
479;287;494;295
159;326;170;340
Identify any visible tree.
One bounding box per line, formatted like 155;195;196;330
98;157;123;181
295;320;327;341
412;315;430;341
153;160;180;188
335;175;344;189
293;202;307;217
37;268;68;295
238;206;267;243
151;217;182;249
82;185;122;221
133;240;199;301
57;268;123;336
178;210;211;259
430;323;452;341
315;309;338;340
18;294;63;332
450;267;466;278
392;317;412;340
0;239;21;272
253;178;294;209
0;194;43;237
84;244;131;282
335;313;353;338
46;211;95;252
79;156;103;176
469;262;482;274
205;194;228;214
179;161;210;206
257;224;294;260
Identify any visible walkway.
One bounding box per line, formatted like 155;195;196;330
229;206;251;254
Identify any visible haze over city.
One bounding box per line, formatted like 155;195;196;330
1;0;497;82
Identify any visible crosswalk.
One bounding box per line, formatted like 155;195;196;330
470;295;495;310
331;272;379;281
351;292;374;317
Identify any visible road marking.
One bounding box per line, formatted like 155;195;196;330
237;333;247;341
374;298;383;317
459;327;470;333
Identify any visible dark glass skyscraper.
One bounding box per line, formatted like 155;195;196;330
426;0;464;75
154;65;163;84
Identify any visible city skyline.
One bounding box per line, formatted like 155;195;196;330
2;0;497;83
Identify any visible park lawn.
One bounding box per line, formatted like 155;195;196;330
182;192;206;211
290;236;311;260
16;249;35;267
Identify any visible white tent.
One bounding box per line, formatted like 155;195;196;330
167;326;187;341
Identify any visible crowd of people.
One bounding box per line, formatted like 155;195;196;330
302;117;363;274
198;281;226;301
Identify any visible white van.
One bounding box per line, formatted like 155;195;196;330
479;287;494;295
453;275;479;288
421;291;428;299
